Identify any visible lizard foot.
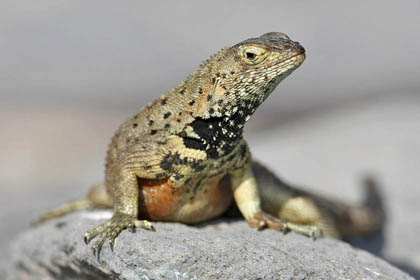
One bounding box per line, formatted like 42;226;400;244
248;212;323;239
84;213;155;258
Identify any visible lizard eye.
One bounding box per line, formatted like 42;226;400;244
245;52;257;61
240;46;267;64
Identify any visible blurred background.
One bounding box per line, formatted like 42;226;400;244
1;0;419;277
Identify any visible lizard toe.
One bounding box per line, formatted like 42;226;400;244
83;213;154;259
248;211;323;239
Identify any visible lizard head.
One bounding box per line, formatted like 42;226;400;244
203;32;305;121
174;33;305;158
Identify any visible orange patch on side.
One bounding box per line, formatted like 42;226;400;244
137;178;181;221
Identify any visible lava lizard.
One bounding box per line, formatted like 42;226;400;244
35;32;384;257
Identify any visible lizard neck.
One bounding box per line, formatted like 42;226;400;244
185;74;285;159
182;96;264;159
182;115;243;159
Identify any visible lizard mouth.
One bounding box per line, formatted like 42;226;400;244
274;52;305;74
284;51;306;65
263;52;306;90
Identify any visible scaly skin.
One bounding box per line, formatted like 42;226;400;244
35;32;384;257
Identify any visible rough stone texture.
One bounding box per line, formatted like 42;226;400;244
0;211;413;280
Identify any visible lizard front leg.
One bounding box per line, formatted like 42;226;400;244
84;141;171;257
83;168;155;257
230;162;322;238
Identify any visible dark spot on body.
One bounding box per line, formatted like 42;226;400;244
173;173;184;180
206;148;219;158
198;88;203;94
155;172;167;179
207;95;212;101
239;144;248;159
225;153;236;164
189;100;195;106
148;120;154;126
211;77;216;84
164;123;171;129
163;112;172;119
209;108;215;114
191;160;205;172
193;178;204;194
150;130;157;135
160;154;174;171
160;152;189;172
222;73;227;78
230;71;235;75
161;98;167;105
179;89;185;94
133;123;138;128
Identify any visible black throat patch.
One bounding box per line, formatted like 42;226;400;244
181;99;258;158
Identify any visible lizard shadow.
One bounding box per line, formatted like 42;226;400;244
345;228;386;256
340;229;419;279
386;261;420;279
344;210;419;278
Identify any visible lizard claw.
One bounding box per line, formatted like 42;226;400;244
83;213;155;259
92;245;102;261
285;222;323;239
310;227;323;240
109;239;114;252
248;211;323;239
135;220;155;231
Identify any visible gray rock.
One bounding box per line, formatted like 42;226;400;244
1;211;414;280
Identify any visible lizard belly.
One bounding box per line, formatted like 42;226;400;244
137;176;233;223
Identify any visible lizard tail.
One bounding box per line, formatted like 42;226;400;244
32;199;94;226
251;161;385;239
32;183;112;226
335;176;385;238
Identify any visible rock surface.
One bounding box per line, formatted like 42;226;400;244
1;211;413;280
